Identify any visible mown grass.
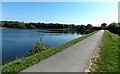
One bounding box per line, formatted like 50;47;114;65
91;30;119;72
1;31;98;73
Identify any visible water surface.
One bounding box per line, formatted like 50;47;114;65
2;29;84;64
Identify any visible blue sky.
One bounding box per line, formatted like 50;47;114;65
2;2;118;26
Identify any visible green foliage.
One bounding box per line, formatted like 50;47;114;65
2;21;26;29
1;31;98;73
2;21;120;35
92;30;119;72
101;23;107;29
2;21;100;34
78;24;95;34
107;22;120;35
16;23;26;29
2;21;71;29
87;24;93;29
0;21;3;27
29;41;48;55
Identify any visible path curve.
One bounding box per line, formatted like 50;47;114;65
22;30;104;72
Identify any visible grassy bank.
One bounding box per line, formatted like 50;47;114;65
90;30;119;72
2;31;98;73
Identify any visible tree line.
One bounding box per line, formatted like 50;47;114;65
1;21;76;29
1;21;120;35
1;21;100;34
100;22;120;35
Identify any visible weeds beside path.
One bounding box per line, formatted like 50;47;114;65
90;30;119;72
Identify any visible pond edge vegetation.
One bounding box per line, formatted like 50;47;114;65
1;31;99;73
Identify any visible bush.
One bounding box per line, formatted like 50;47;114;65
28;41;49;55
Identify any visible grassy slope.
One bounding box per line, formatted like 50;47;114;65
2;31;98;73
91;30;119;72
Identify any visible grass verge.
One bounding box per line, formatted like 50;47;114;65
2;31;98;73
90;30;119;72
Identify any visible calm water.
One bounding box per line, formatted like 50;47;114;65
2;29;84;65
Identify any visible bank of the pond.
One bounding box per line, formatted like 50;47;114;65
90;30;119;72
0;27;70;30
2;31;98;73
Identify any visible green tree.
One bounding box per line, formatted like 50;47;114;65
87;24;93;29
79;25;86;34
101;23;107;29
107;22;120;35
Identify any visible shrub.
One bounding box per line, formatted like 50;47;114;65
28;41;49;55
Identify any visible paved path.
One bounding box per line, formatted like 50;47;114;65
22;30;104;72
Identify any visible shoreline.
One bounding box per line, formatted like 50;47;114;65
0;27;69;30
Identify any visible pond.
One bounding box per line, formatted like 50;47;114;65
2;29;84;65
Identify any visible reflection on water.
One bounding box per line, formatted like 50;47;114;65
2;29;84;65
